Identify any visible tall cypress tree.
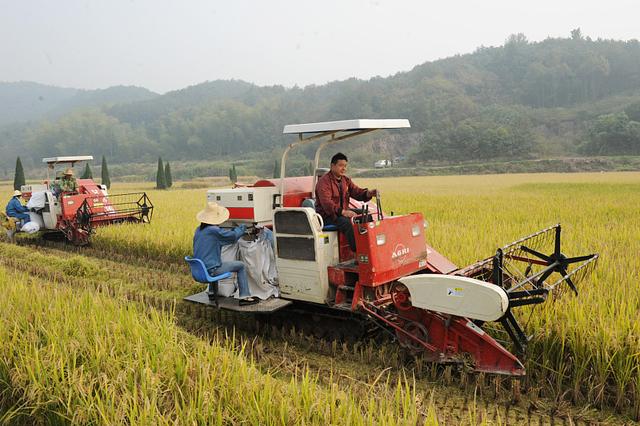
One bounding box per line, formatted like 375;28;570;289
81;163;93;179
228;164;237;183
156;157;166;189
164;162;172;188
101;156;111;189
13;157;25;190
273;160;280;178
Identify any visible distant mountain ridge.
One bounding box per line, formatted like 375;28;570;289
0;81;158;125
2;32;640;172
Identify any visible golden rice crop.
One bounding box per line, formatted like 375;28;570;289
367;173;640;415
0;266;437;425
1;171;639;418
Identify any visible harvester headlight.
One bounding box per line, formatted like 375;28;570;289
412;224;421;237
376;234;386;246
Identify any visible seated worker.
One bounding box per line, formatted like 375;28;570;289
193;202;259;306
315;152;378;252
51;168;78;196
59;168;78;193
5;190;30;225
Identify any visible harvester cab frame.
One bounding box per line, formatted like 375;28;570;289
278;119;410;202
17;155;154;246
43;155;95;188
187;119;598;376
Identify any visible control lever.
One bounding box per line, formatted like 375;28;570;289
376;193;384;220
358;203;369;235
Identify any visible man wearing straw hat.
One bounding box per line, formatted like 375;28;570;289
51;168;78;196
193;202;259;306
5;190;30;225
60;168;77;193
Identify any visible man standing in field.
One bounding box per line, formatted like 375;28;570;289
315;152;378;252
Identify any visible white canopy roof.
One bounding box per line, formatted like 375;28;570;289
283;119;410;134
42;156;94;165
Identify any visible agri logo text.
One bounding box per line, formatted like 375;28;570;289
391;243;410;262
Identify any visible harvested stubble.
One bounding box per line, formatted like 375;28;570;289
0;266;437;425
1;239;618;423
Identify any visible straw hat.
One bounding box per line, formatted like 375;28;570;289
13;190;22;197
196;202;229;225
63;168;74;176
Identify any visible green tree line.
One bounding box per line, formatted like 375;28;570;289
2;32;640;170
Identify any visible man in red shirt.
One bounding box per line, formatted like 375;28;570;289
315;153;378;252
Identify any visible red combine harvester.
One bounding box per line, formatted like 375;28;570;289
185;120;598;376
19;156;153;245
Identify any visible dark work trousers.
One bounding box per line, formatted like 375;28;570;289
324;215;356;251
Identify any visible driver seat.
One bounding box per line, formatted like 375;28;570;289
301;198;338;231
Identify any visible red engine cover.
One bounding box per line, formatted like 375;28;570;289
354;213;429;286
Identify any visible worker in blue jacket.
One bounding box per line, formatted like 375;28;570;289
193;202;259;306
6;190;30;224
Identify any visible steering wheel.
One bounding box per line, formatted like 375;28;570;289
356;203;369;234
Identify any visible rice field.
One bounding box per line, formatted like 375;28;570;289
0;266;432;425
1;171;639;423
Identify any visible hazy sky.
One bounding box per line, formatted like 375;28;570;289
1;0;638;94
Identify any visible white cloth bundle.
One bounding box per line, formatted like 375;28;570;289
217;228;279;300
236;228;279;300
28;212;45;228
21;221;41;234
27;191;47;209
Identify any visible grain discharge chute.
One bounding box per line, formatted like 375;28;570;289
185;119;598;376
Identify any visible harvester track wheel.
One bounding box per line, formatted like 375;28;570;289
396;321;429;353
374;283;389;300
390;282;412;311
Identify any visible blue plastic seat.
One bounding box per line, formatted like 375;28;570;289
322;224;338;231
184;256;232;307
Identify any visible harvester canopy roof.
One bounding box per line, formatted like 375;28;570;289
43;156;94;166
283;119;410;135
278;118;411;198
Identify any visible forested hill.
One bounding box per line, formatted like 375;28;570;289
2;31;640;172
0;82;158;126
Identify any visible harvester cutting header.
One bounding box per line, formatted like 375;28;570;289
185;119;598;376
12;156;153;245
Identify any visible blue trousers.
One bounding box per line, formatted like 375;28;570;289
210;261;251;298
13;213;30;223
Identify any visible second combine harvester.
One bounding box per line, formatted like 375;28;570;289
18;156;153;245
